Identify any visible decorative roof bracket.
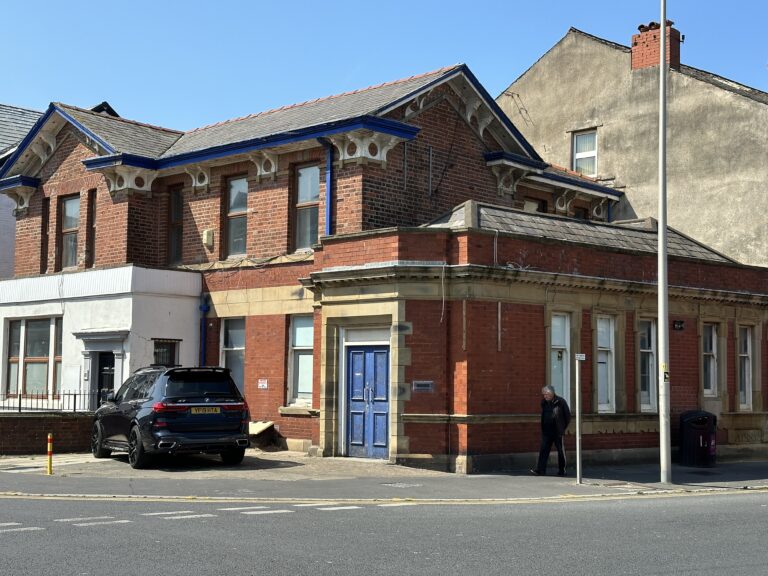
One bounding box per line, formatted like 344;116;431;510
247;151;278;182
184;165;210;194
6;186;36;217
592;198;608;220
462;92;495;139
491;164;530;198
404;89;435;118
555;190;577;214
103;165;158;196
329;130;405;166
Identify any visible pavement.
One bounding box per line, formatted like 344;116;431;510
0;448;767;503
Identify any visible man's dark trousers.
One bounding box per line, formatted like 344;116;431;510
536;431;565;475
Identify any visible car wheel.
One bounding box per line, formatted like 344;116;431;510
91;422;112;459
128;426;150;469
220;447;246;465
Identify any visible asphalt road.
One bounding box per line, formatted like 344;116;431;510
1;491;766;576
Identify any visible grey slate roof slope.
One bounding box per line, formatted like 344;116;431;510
56;103;182;158
426;201;736;264
0;104;43;155
569;27;768;106
162;65;462;158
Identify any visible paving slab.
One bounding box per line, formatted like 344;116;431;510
1;449;767;503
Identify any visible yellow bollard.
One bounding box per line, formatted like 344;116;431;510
46;433;53;475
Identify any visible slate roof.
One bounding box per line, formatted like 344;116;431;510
56;103;183;158
426;201;736;264
0;104;43;155
569;27;768;106
161;66;462;158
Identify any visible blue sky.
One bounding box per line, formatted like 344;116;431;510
3;1;766;130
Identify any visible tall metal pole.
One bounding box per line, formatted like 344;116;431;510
575;354;585;485
658;0;672;483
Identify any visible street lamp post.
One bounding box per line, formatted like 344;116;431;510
658;0;672;484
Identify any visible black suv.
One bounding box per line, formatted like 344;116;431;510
91;366;250;469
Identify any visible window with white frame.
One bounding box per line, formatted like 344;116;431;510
221;318;245;394
738;326;753;410
596;315;615;413
295;166;320;250
289;315;314;405
5;318;62;397
550;313;570;405
572;130;597;177
639;320;657;412
226;177;248;257
702;323;718;397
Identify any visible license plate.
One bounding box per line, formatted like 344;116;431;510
191;407;220;415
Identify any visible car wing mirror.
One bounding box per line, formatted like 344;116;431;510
105;392;116;403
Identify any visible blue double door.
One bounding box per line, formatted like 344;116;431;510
346;346;389;459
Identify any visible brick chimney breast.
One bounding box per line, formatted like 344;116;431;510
631;20;681;71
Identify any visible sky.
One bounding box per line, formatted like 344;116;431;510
2;0;766;131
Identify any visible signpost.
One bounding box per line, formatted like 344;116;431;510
574;353;586;484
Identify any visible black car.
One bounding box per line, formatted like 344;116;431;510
91;366;250;469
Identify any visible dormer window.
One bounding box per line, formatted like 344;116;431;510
572;130;597;177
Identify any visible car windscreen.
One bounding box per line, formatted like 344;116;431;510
164;373;242;402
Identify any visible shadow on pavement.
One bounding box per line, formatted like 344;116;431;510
109;453;304;472
582;460;768;489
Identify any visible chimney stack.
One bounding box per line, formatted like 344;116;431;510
631;20;681;70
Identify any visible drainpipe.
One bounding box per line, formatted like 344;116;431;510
198;293;210;367
318;138;334;236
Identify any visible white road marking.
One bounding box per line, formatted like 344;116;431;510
54;516;114;522
240;510;294;515
0;522;21;527
293;503;339;507
217;506;268;511
318;506;361;511
378;502;418;507
162;514;217;520
73;520;132;527
141;511;195;516
0;526;44;533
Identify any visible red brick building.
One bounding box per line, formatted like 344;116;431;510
0;65;765;471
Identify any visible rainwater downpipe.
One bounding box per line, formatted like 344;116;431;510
318;138;334;236
198;293;210;367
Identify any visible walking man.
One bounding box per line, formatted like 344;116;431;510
531;385;571;476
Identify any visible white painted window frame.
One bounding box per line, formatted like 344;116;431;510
639;319;657;413
549;313;571;407
288;315;314;406
737;326;753;411
220;317;245;394
572;130;597;177
702;323;718;397
4;317;59;397
596;315;615;413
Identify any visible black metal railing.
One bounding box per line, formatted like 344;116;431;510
0;392;102;413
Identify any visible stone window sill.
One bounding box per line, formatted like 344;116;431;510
279;406;319;417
